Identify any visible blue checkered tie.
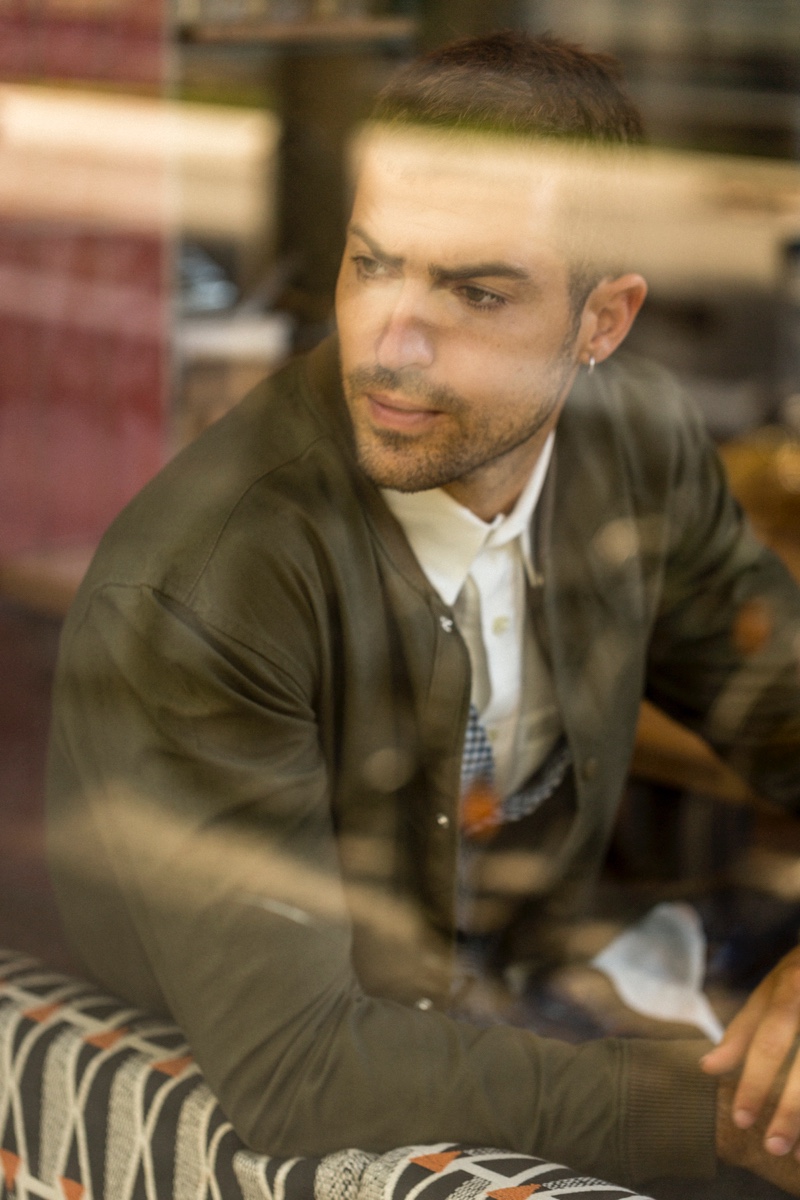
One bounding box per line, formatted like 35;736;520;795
460;704;499;839
460;703;495;794
460;703;572;834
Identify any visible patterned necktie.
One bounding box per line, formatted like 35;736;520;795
460;703;573;840
460;704;501;839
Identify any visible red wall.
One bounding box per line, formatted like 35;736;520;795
0;1;168;558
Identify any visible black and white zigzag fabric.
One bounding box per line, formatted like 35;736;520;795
320;1145;657;1200
0;950;654;1200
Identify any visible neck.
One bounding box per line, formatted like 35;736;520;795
443;422;555;522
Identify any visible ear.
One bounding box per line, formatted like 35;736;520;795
577;273;648;367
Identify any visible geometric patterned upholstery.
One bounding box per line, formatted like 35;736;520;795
324;1146;656;1200
0;950;317;1200
0;949;655;1200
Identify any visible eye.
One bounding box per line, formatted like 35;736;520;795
457;284;507;311
352;254;387;280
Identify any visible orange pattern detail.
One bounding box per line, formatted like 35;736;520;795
461;779;502;840
85;1027;127;1049
0;1149;20;1189
23;1003;61;1023
152;1054;193;1077
410;1151;462;1173
487;1186;542;1200
59;1177;85;1200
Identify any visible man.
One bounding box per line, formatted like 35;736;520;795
46;32;800;1194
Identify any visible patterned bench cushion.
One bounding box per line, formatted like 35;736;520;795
0;950;654;1200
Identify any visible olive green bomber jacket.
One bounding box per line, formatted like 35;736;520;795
46;338;800;1186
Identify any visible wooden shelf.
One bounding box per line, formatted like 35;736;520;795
180;15;417;46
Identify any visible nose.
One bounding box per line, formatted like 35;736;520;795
375;286;435;372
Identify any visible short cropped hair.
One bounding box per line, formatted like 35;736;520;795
373;32;644;316
374;31;644;146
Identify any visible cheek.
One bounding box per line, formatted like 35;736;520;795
335;290;364;369
447;344;556;413
334;269;354;324
442;334;530;388
336;279;376;347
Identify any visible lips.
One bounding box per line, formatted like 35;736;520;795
366;391;440;432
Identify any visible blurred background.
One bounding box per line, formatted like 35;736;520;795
1;0;800;1031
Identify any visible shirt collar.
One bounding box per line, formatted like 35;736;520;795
381;432;554;606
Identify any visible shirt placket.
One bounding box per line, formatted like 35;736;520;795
470;539;524;799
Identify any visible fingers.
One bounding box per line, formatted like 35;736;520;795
714;955;800;1152
734;964;800;1132
717;1077;800;1195
763;1054;800;1159
701;985;771;1076
703;951;800;1159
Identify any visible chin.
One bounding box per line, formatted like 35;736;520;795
356;445;447;494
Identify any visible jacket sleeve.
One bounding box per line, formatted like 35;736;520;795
644;397;800;808
47;581;718;1187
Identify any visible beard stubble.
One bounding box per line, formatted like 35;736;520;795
342;353;575;494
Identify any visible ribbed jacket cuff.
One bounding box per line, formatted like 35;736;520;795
622;1039;718;1184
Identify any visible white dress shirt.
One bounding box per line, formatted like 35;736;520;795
382;433;562;797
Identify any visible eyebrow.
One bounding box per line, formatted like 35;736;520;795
433;262;530;284
348;224;532;286
348;225;404;271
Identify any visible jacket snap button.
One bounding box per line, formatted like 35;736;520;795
415;997;433;1011
439;615;454;632
581;756;598;782
435;812;450;828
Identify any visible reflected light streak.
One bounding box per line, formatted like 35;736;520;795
0;85;280;238
350;122;800;293
50;783;432;956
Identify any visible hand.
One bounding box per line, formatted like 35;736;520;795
716;1073;800;1195
702;946;800;1159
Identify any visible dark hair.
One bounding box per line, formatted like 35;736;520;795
373;32;643;316
374;31;644;146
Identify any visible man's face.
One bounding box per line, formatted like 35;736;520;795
335;128;585;516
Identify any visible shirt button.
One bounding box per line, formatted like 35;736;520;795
491;615;510;636
415;997;433;1011
439;615;454;633
581;756;598;782
435;812;450;828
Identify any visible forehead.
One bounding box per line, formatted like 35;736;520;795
351;126;567;259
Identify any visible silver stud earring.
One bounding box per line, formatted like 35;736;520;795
587;355;596;375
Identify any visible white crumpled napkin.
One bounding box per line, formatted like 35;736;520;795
591;901;724;1043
